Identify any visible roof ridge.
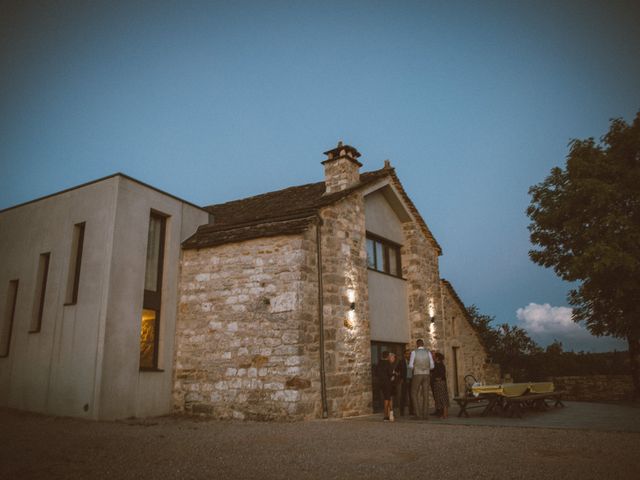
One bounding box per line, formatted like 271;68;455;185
205;179;324;210
205;167;388;210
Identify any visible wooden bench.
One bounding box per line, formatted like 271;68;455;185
503;391;565;418
453;395;499;417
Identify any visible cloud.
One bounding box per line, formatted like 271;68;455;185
515;303;627;352
516;303;577;335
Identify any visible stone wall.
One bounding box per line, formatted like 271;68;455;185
323;159;360;194
551;375;634;402
174;190;374;420
402;221;441;346
318;195;373;417
174;231;322;420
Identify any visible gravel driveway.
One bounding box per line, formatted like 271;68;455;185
2;407;639;480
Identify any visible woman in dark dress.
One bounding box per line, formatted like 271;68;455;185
377;351;398;421
432;352;450;419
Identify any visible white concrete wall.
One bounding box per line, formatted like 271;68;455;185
364;189;409;344
0;175;208;419
0;178;119;418
99;177;208;419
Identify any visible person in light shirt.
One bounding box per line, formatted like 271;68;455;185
408;339;434;420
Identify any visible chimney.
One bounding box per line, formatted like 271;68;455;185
322;141;363;194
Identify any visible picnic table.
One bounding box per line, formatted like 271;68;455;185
454;382;565;418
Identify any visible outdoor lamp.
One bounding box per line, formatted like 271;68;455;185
347;289;356;311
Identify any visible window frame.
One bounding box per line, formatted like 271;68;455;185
1;280;19;358
30;252;50;333
64;222;85;306
139;211;167;372
365;232;403;279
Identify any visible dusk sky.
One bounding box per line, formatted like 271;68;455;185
1;1;638;352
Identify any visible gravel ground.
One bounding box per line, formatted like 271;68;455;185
2;408;639;480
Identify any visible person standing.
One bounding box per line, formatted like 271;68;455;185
432;352;450;419
388;352;401;421
409;339;434;420
377;351;395;422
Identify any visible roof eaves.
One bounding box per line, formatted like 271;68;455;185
388;170;443;255
182;215;317;250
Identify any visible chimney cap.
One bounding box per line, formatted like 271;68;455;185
322;141;363;166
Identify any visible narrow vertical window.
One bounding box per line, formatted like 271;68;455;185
452;346;460;397
30;253;50;333
140;212;166;370
1;280;19;357
65;222;85;305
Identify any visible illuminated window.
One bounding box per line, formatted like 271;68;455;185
1;280;19;357
30;253;50;333
65;222;85;305
140;212;166;370
140;309;157;368
365;233;402;278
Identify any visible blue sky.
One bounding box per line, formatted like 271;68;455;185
1;1;638;351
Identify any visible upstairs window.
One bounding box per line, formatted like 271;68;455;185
366;233;402;278
140;212;166;370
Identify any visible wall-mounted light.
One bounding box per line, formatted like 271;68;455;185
428;298;435;323
350;302;356;311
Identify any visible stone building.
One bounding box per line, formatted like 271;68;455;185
0;142;497;420
173;143;498;420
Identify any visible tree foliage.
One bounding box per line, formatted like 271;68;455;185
467;306;631;382
526;111;640;397
467;305;541;381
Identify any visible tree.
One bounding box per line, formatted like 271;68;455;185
526;111;640;399
467;305;541;380
496;323;542;381
545;340;564;355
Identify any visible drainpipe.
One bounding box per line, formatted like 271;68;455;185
315;216;329;418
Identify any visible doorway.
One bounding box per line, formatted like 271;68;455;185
451;346;460;397
371;341;406;412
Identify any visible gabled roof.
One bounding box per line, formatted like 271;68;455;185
183;169;387;249
203;169;388;227
182;167;442;253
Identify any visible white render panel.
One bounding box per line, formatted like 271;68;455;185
365;188;409;344
367;271;410;343
364;190;404;244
